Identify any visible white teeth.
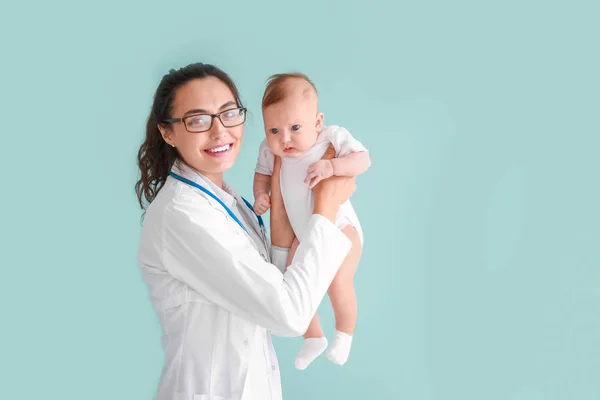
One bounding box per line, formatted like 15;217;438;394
207;144;229;153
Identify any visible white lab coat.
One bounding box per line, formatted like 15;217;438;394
137;161;352;400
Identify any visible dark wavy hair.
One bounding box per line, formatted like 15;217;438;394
135;62;244;210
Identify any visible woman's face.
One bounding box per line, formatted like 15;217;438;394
159;77;244;180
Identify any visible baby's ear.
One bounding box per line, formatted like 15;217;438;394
315;112;324;132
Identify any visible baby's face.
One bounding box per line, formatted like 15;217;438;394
262;90;323;158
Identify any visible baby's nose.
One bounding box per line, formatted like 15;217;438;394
281;131;292;143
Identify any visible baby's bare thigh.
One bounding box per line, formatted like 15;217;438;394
329;225;362;289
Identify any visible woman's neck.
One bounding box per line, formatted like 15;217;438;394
179;159;223;188
203;172;223;189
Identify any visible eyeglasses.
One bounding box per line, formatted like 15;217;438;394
163;107;247;133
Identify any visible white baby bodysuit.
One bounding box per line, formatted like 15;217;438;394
255;125;366;244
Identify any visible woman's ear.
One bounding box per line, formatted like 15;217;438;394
158;123;175;147
315;112;324;133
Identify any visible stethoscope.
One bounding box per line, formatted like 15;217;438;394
168;171;269;258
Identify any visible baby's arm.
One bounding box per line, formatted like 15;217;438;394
305;127;371;188
331;151;371;177
304;152;370;188
253;172;272;216
253;139;276;215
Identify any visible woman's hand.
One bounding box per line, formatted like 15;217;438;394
270;155;295;248
312;145;356;222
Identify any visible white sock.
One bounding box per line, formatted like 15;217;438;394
326;330;353;365
294;337;328;370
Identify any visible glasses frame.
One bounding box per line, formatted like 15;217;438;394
163;107;247;133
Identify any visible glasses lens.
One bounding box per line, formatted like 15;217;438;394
185;114;212;132
220;108;246;127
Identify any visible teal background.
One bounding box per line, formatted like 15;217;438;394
1;0;598;399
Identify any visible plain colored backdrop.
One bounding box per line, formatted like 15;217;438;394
1;0;598;399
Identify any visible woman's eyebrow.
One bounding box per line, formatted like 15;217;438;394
219;101;237;110
182;101;238;116
183;108;207;116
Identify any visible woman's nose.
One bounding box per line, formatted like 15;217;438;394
209;117;227;140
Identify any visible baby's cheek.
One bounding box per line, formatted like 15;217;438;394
296;131;319;152
266;137;282;155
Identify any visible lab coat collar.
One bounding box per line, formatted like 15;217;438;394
171;160;236;210
170;160;268;258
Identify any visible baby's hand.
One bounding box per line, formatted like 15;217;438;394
304;160;334;189
253;192;271;216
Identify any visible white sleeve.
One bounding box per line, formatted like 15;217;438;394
326;125;368;157
255;139;274;176
161;194;351;337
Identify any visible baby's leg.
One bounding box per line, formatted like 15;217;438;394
284;236;299;269
326;225;362;365
286;237;328;370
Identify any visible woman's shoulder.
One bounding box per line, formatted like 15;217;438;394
144;179;216;227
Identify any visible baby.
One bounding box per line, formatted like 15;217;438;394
253;73;371;369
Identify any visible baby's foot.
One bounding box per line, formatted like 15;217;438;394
326;330;353;365
294;337;328;370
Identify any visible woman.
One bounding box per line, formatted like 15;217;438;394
135;62;355;400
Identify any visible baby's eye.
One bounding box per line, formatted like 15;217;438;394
291;125;300;131
270;128;279;134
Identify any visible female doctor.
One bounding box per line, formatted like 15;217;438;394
135;62;358;400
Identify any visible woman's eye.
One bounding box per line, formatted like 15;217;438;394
270;128;279;134
291;125;300;131
188;116;208;127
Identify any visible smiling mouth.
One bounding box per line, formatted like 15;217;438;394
205;143;233;156
283;147;295;152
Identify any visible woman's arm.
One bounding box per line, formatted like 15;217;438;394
160;172;355;337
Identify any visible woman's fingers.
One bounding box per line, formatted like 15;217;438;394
320;144;335;160
309;176;323;189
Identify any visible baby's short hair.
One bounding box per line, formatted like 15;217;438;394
262;72;318;110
